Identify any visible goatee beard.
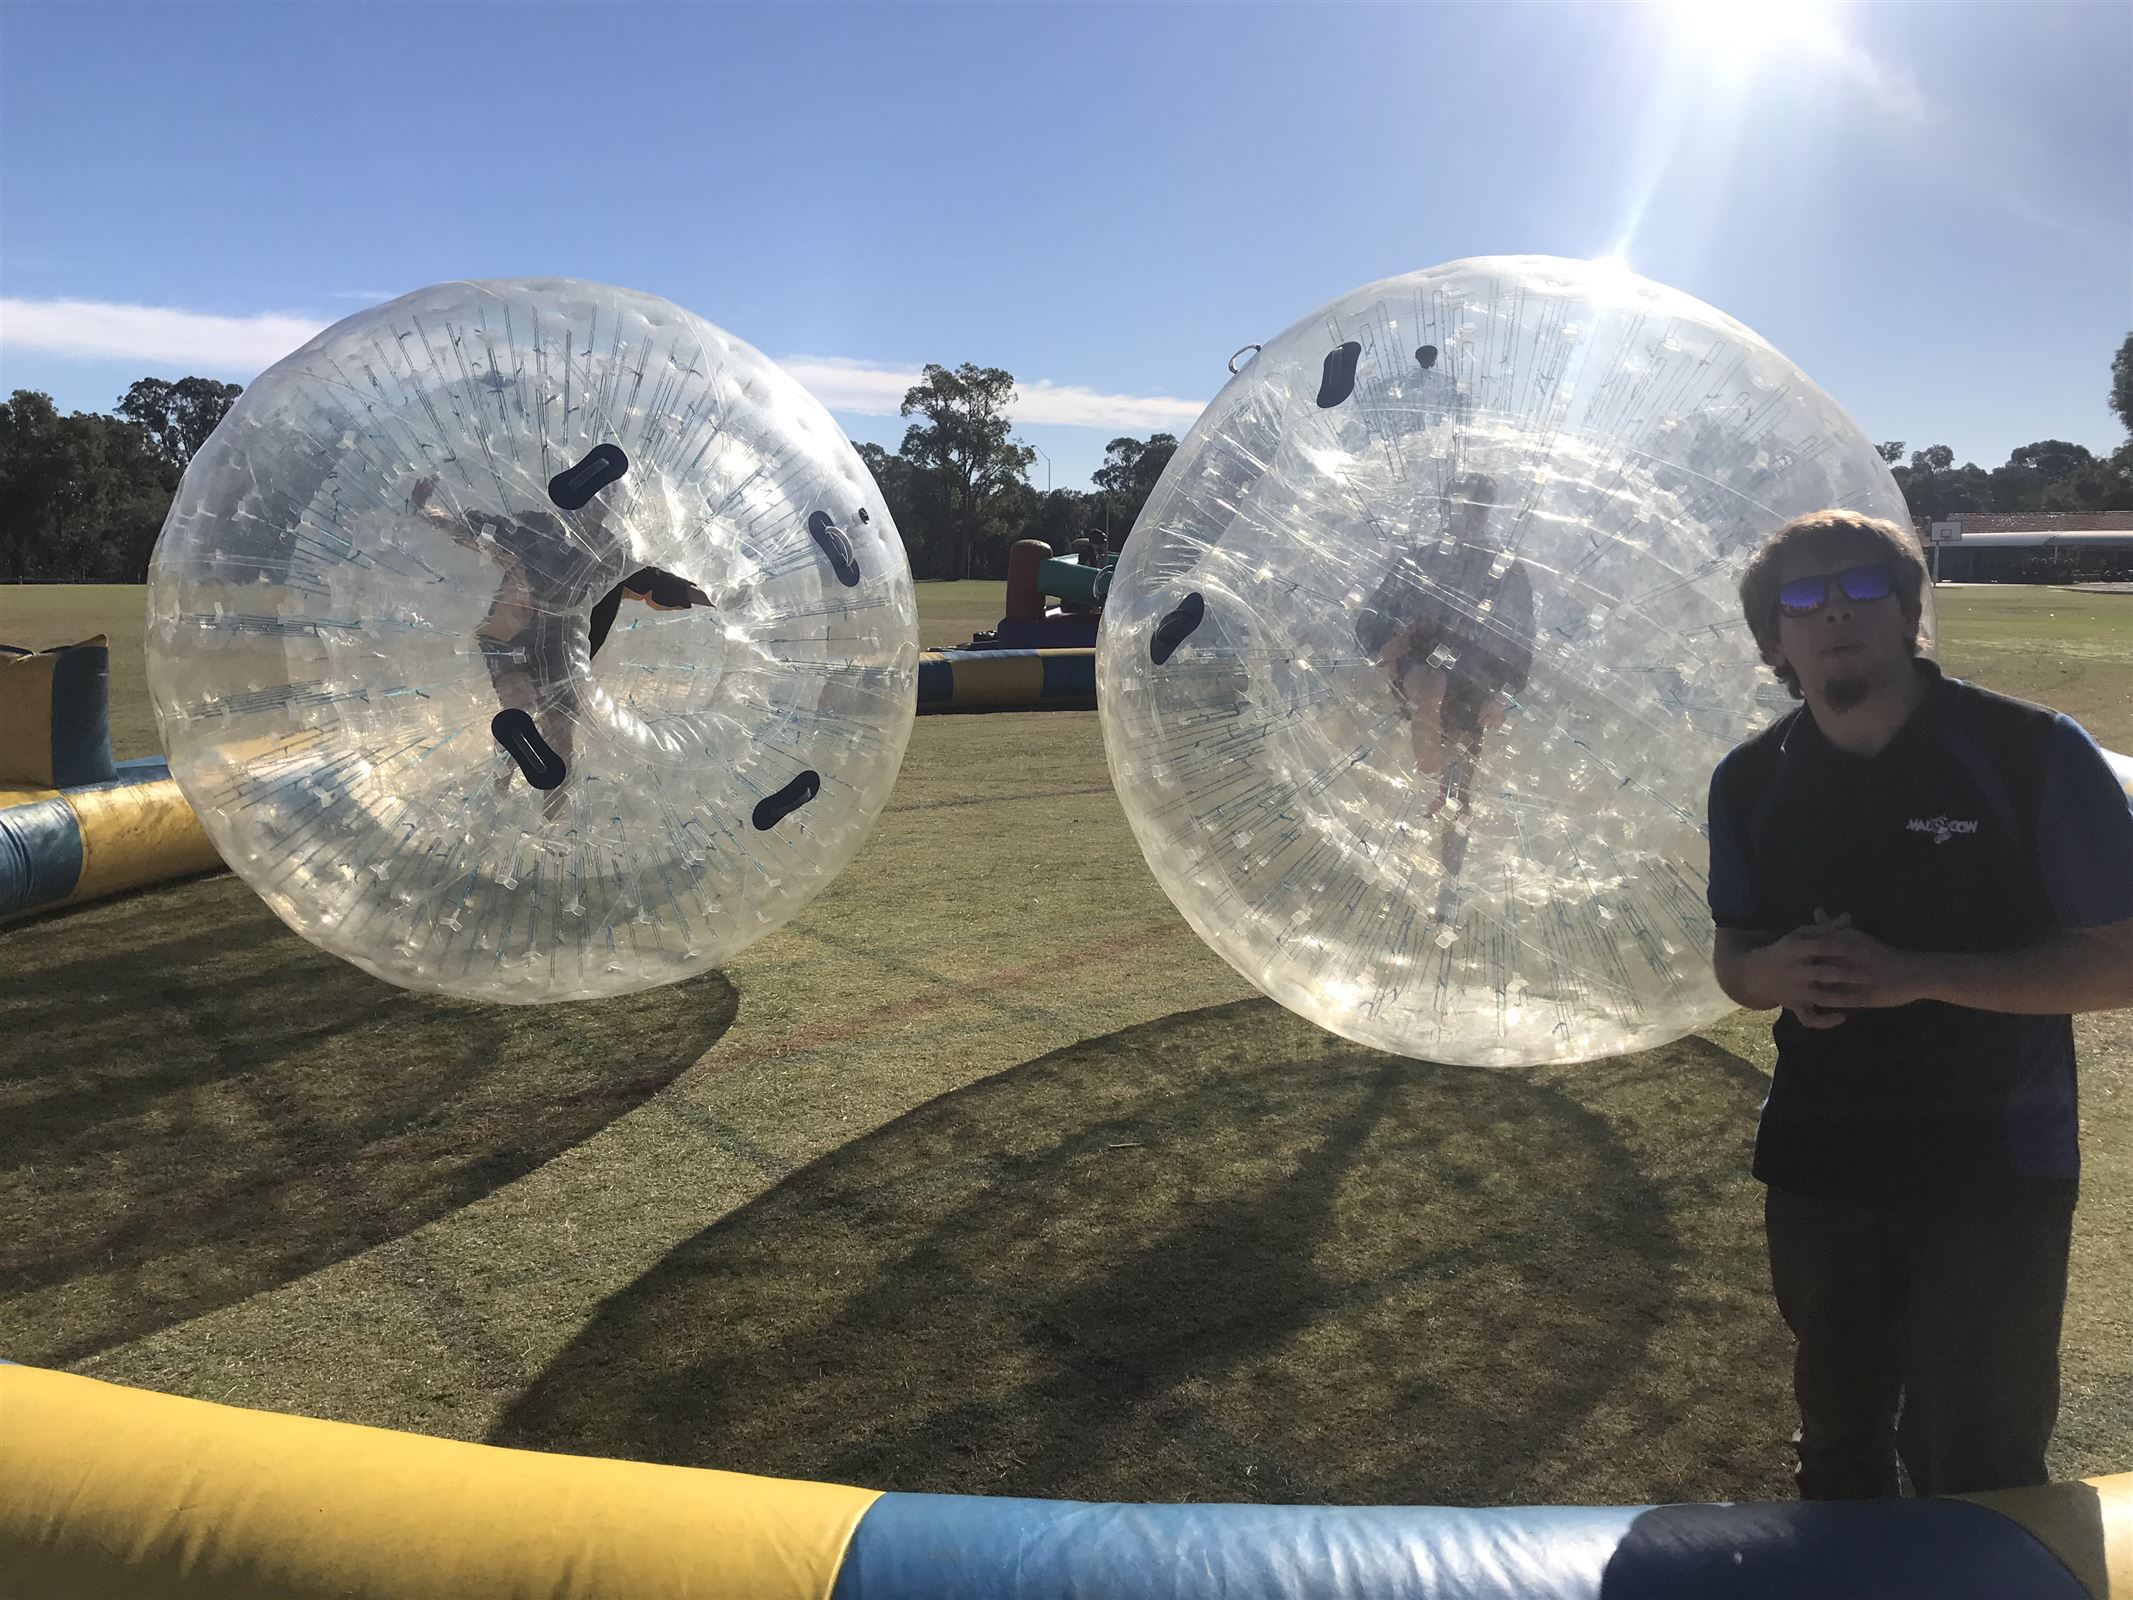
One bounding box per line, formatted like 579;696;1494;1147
1823;675;1872;713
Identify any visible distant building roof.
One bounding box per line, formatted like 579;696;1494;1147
1914;511;2133;547
1945;532;2133;546
1944;511;2133;535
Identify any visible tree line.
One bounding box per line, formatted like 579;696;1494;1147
1871;336;2133;522
1;378;241;583
4;336;2128;587
0;363;1175;585
853;360;1176;580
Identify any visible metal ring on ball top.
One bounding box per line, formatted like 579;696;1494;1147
1227;343;1262;376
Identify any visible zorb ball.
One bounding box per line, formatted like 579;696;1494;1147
1099;255;1926;1066
148;278;918;1003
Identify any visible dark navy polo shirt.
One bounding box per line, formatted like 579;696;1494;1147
1706;658;2133;1209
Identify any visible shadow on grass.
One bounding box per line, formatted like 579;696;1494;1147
0;873;737;1365
497;998;1765;1506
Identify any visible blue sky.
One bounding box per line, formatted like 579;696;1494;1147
3;1;2127;491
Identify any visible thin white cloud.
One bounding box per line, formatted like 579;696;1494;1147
0;298;1211;433
780;354;1207;432
1820;34;1926;123
0;297;327;369
775;356;920;416
1011;375;1208;431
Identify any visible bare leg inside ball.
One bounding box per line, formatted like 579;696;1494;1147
538;697;576;823
1439;681;1498;815
1395;659;1453;811
481;607;582;808
1431;681;1507;919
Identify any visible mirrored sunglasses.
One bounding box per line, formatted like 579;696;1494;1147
1777;563;1895;618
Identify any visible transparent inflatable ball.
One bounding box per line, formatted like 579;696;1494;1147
1099;255;1926;1066
148;278;918;1002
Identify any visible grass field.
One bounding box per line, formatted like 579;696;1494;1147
2;580;2129;1508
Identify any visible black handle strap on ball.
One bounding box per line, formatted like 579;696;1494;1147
490;709;568;790
1151;592;1206;665
1316;341;1363;408
548;443;630;510
807;511;862;587
753;770;822;830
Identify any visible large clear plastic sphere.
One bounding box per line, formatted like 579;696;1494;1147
1099;256;1927;1066
148;278;917;1003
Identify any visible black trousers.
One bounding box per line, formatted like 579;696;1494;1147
1763;1183;2072;1499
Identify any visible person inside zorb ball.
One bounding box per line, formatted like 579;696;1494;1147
148;278;917;1004
1098;254;1928;1067
1356;470;1535;836
405;469;712;822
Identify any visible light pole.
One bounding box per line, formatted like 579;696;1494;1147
1028;442;1051;495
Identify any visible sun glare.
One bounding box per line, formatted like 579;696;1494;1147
1664;0;1847;71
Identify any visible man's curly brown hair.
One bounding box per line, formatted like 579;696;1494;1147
1738;510;1931;698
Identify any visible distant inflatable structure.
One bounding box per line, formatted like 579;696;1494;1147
1;636;220;920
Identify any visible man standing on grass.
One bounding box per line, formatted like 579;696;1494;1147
1704;509;2133;1499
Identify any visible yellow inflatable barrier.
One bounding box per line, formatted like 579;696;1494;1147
2;1366;878;1600
0;755;223;920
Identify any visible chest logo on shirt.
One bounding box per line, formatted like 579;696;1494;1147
1905;814;1980;844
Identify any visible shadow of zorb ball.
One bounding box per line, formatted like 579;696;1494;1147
1100;255;1928;1066
148;278;917;1002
